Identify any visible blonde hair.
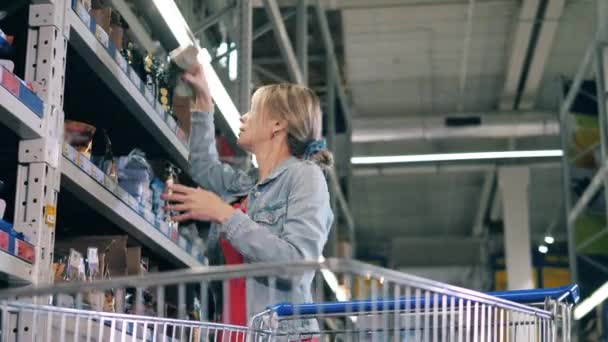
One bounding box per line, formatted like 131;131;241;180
253;83;334;171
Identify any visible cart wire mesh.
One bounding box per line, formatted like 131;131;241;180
0;258;578;341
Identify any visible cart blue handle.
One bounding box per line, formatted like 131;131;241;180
270;284;579;317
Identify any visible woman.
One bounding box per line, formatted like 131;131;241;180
161;63;334;335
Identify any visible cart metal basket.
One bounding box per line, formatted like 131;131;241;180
0;258;578;341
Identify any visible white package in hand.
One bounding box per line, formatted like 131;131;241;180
170;45;199;97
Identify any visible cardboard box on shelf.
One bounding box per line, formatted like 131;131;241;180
90;8;111;33
127;246;144;275
109;25;123;51
55;235;128;277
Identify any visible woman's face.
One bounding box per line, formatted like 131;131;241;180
236;97;274;152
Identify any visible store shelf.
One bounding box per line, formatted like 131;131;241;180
0;250;32;285
66;10;189;170
60;156;201;268
0;82;43;140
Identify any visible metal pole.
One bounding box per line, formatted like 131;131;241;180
314;0;351;132
594;44;608;219
326;54;337;257
237;0;252;113
193;1;237;37
567;166;607;225
558;75;578;286
296;0;308;84
262;0;304;84
252;64;289;83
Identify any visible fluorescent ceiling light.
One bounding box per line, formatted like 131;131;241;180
152;0;242;138
151;0;192;47
198;50;241;136
544;236;555;244
574;281;608;320
538;245;548;254
351;150;563;165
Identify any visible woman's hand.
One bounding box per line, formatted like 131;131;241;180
182;64;214;113
161;184;235;223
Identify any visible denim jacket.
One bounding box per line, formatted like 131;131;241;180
189;111;334;333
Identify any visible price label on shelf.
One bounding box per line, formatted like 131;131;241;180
127;195;138;210
170;227;178;242
129;69;141;89
166;115;177;133
115;52;128;73
75;2;91;28
95;25;110;49
63;144;79;164
103;175;117;193
93;166;105;184
178;236;187;249
159;221;170;236
78;155;93;175
156;104;166;120
144;87;155;104
116;187;129;204
144;210;155;225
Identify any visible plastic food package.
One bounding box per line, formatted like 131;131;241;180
116;149;152;203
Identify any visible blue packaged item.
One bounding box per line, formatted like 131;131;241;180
150;177;165;215
116;149;152;203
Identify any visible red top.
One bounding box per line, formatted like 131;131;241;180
219;199;247;330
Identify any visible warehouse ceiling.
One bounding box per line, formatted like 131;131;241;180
339;0;597;276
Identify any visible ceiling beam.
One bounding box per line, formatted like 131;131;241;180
499;0;565;110
499;0;540;110
352;111;558;143
518;0;565;110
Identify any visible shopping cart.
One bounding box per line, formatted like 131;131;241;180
0;258;578;341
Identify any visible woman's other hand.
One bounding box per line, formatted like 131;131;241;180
161;184;235;223
182;63;214;112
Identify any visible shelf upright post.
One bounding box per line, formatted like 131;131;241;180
14;0;70;285
8;0;69;338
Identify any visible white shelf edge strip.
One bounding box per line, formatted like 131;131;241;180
0;250;33;283
67;10;189;166
61;156;201;267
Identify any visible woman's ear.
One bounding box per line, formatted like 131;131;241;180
271;119;288;137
